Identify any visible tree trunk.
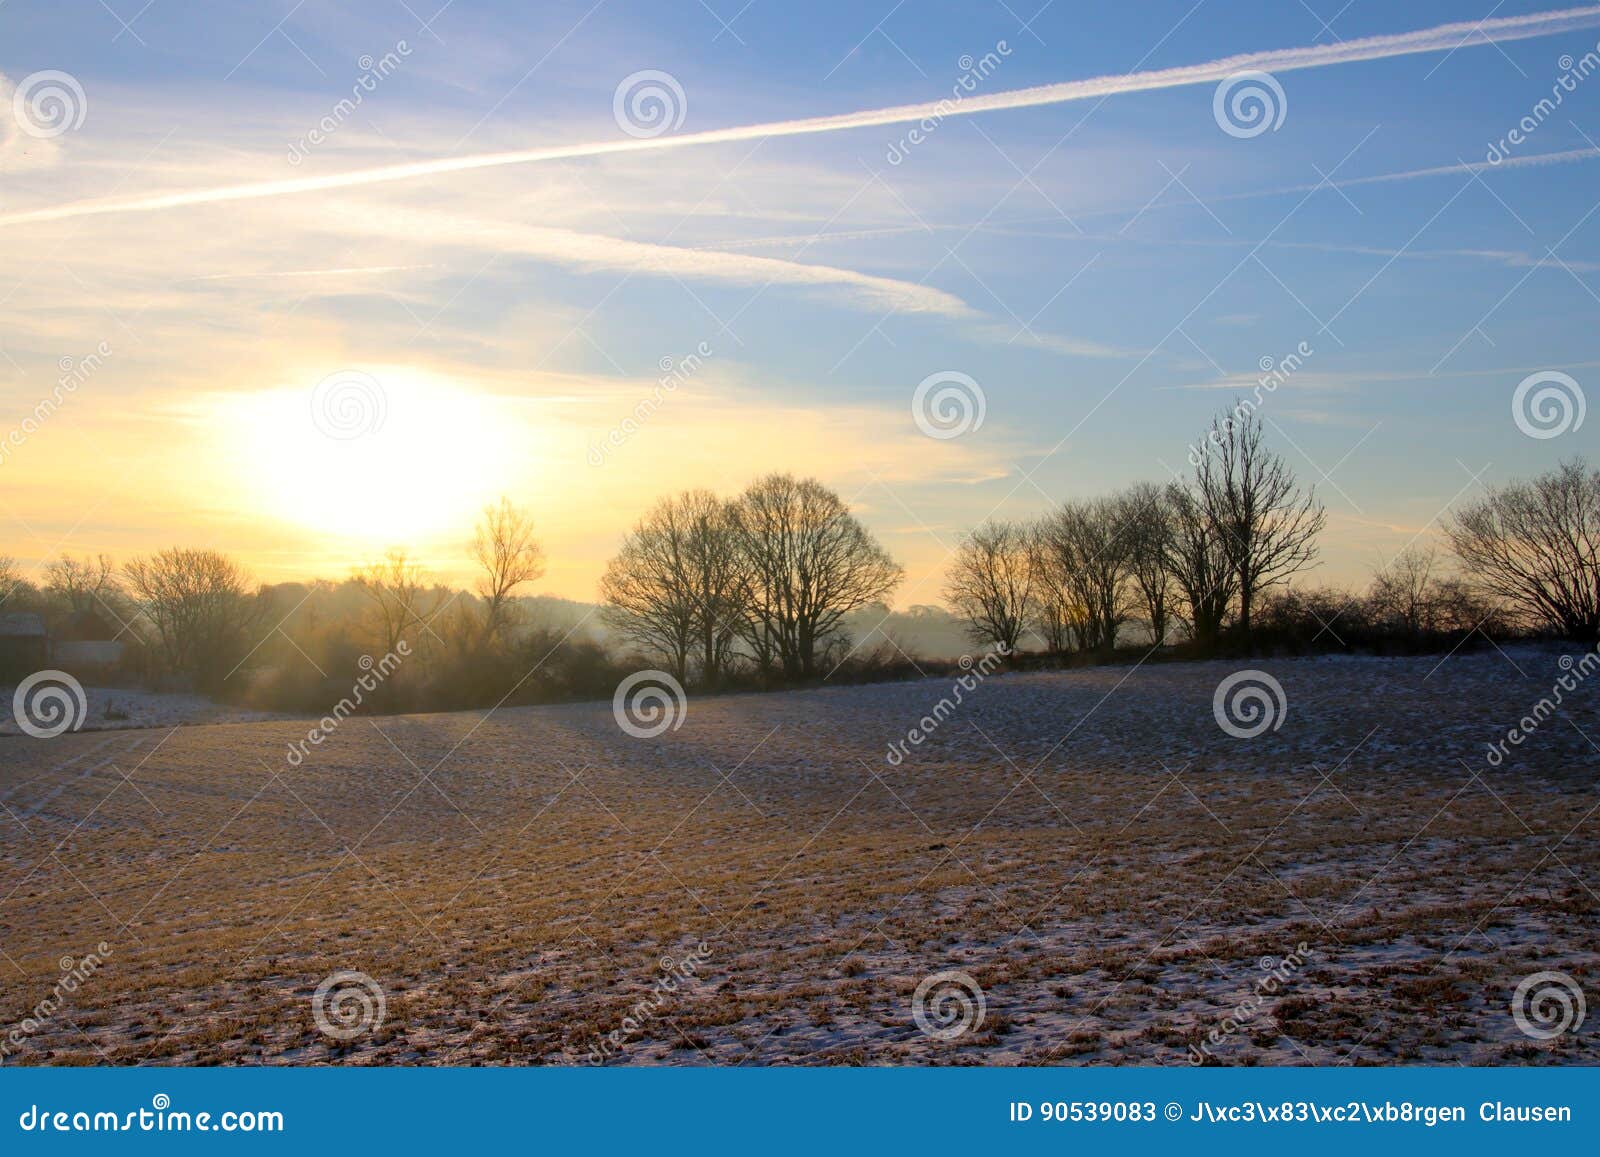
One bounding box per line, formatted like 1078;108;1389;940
700;620;717;686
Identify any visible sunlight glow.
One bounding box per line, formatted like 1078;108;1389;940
228;368;522;545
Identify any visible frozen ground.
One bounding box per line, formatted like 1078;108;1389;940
0;684;285;736
0;645;1596;1066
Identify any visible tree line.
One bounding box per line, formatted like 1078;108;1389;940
945;410;1329;656
599;473;903;683
0;498;553;705
941;412;1599;656
3;405;1597;714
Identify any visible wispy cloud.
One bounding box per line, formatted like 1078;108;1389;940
968;320;1136;360
317;204;1145;353
6;5;1598;230
329;205;976;317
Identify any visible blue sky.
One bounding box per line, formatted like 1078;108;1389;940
2;1;1598;602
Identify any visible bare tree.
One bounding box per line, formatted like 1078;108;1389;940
122;548;263;687
1196;408;1326;639
1446;459;1599;639
1037;496;1134;654
43;553;118;616
1120;482;1175;645
600;502;688;682
600;490;743;683
944;520;1036;652
471;497;546;644
353;549;429;654
1430;575;1508;635
731;474;903;678
1024;525;1079;654
0;555;21;607
679;491;746;684
1163;481;1236;650
1369;545;1443;634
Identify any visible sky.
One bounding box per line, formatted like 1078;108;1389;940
2;0;1598;607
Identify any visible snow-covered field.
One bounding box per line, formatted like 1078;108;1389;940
0;646;1596;1066
0;684;286;736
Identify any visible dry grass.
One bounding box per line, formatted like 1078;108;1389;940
1;646;1596;1066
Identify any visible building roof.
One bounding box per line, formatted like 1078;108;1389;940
0;612;48;638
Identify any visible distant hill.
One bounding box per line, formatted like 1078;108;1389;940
512;596;973;662
842;604;973;662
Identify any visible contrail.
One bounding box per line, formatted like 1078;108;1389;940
703;146;1600;250
1217;144;1600;201
6;4;1599;230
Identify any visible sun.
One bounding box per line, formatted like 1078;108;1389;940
229;367;521;545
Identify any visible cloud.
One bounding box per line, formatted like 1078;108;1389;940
967;320;1136;360
6;5;1598;230
327;204;975;317
317;204;1143;354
